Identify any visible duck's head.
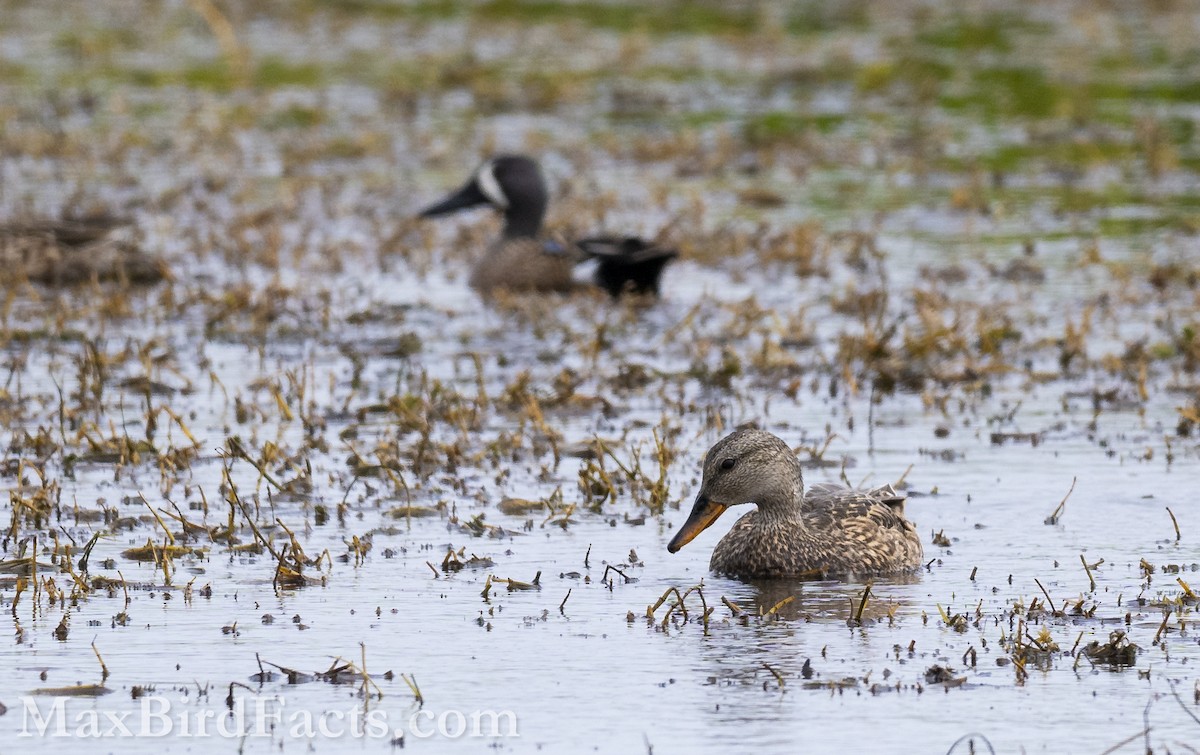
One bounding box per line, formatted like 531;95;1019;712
667;429;802;553
418;155;547;238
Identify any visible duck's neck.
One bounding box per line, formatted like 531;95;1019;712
753;458;806;525
501;204;544;239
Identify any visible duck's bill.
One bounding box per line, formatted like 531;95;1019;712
417;180;489;218
667;495;727;553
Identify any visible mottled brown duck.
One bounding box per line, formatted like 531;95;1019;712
667;429;923;580
0;217;166;286
418;155;676;296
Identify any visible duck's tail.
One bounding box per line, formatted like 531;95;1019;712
870;483;908;517
575;236;677;297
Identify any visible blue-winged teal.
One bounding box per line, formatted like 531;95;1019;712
418;155;676;296
0;217;165;286
668;429;923;579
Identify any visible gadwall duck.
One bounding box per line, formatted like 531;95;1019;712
668;429;923;579
418;155;676;296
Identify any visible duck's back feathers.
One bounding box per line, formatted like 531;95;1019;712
806;482;909;520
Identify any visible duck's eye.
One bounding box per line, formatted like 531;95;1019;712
720;458;736;471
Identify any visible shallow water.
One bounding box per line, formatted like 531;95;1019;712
2;1;1200;753
1;260;1196;754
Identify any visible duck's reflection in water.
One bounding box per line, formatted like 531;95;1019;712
664;572;924;703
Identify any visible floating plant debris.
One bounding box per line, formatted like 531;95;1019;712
1084;632;1140;667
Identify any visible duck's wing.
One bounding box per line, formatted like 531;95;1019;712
801;484;922;572
574;235;677;297
804;483;915;537
539;238;587;261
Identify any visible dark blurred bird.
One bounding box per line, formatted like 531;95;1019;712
0;216;165;286
418;155;675;296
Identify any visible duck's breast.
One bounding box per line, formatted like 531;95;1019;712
470;238;575;292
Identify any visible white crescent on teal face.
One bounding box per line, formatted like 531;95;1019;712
476;161;509;209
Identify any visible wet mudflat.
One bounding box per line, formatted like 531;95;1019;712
1;1;1199;753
